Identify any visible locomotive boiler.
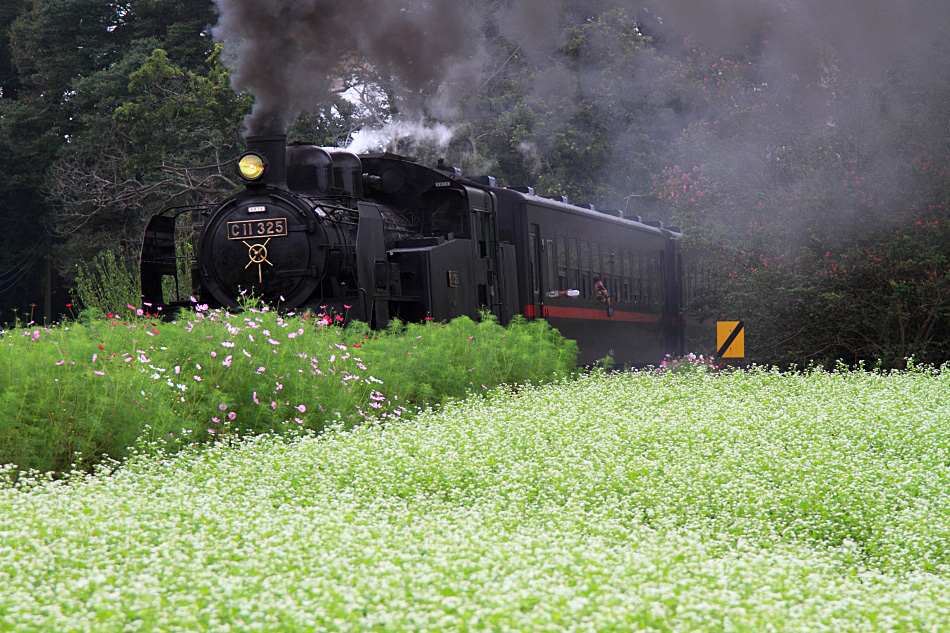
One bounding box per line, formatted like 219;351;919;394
141;135;703;364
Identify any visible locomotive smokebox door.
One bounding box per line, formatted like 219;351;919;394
196;190;328;309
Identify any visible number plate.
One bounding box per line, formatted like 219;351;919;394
227;218;288;240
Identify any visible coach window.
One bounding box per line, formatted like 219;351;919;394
556;235;567;291
650;258;660;306
606;249;620;304
546;239;556;293
632;252;642;304
643;257;656;306
612;252;622;305
568;238;579;291
622;251;631;304
592;242;601;289
580;241;591;299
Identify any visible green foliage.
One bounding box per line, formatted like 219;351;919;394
0;0;223;319
348;314;578;406
72;251;142;318
114;45;251;174
658;38;950;368
0;309;577;475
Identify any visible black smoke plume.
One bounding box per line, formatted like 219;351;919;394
211;0;482;136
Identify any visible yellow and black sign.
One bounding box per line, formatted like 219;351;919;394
717;321;744;358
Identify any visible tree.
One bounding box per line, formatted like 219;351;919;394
0;0;220;322
656;35;950;368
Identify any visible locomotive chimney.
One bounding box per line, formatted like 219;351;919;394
245;134;287;188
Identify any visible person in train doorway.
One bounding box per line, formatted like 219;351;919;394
593;278;614;317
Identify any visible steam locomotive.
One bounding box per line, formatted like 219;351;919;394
141;135;707;365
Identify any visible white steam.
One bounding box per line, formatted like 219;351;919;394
347;120;457;154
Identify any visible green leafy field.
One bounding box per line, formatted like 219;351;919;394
0;308;576;475
3;367;949;631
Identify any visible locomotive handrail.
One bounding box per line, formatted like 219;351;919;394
156;204;211;218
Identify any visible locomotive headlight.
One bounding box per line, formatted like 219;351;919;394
238;152;266;182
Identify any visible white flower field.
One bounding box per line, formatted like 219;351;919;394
2;367;949;631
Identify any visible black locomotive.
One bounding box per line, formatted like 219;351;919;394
141;135;706;365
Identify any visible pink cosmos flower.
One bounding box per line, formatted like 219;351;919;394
296;404;306;413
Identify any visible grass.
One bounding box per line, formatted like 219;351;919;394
0;306;577;475
2;366;949;631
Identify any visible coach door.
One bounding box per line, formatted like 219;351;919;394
528;224;543;317
659;241;683;356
